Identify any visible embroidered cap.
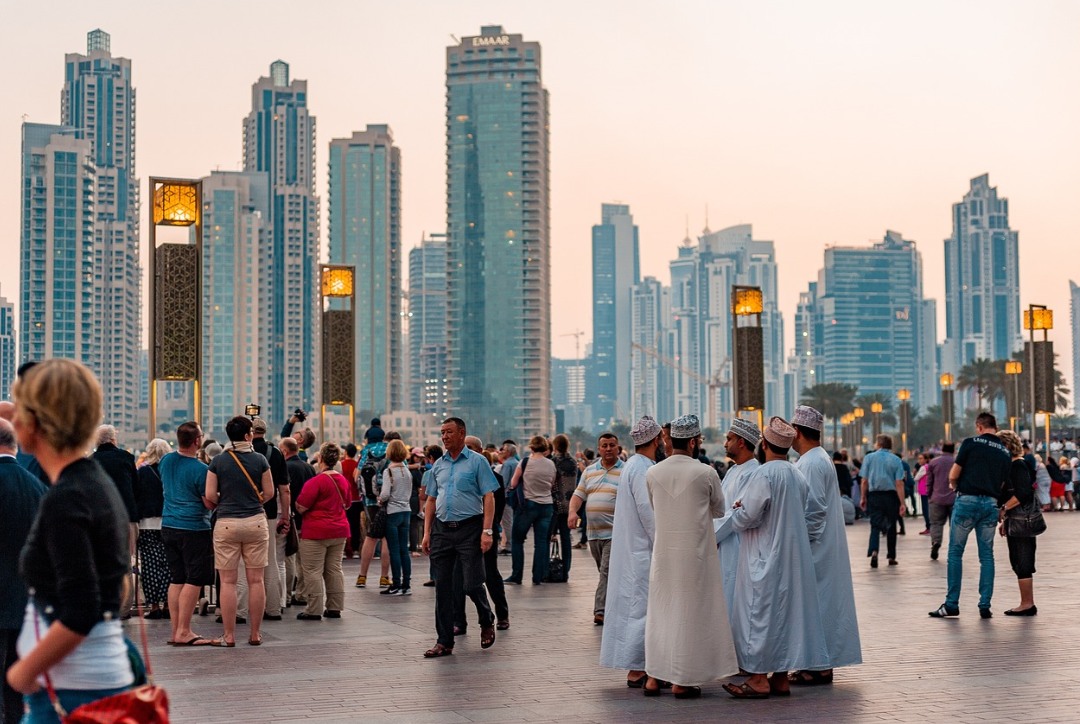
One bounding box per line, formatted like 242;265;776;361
762;416;796;448
792;405;824;432
630;415;662;446
669;414;701;440
729;417;761;447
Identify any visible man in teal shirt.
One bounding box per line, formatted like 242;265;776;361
859;434;906;568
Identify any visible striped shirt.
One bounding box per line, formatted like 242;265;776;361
573;458;623;541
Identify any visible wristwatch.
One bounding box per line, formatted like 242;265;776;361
482;528;494;536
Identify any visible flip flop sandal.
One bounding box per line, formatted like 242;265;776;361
207;638;235;648
724;682;770;699
788;670;833;686
673;686;702;699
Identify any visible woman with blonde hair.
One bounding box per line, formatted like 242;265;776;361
134;438;173;619
506;435;557;585
996;430;1041;616
6;359;134;721
295;442;351;619
379;439;414;595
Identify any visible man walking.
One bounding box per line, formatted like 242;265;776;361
713;418;761;615
421;418;499;658
568;433;623;625
930;413;1011;619
860;435;906;568
923;442;957;560
790;406;862;686
600;416;663;688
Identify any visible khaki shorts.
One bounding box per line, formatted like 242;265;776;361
214;515;269;570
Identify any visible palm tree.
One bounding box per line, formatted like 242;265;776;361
801;382;858;449
956;358;1004;412
853;393;898;429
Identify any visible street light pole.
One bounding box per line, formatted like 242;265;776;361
897;389;911;454
940;373;954;442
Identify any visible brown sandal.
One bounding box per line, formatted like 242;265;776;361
423;643;453;658
723;682;770;699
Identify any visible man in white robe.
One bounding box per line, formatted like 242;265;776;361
600;416;664;687
644;415;738;699
718;416;829;699
713;418;761;617
790;406;862;685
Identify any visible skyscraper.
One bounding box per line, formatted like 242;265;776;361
943;174;1021;373
20;123;98;368
328;125;402;416
408;233;449;420
0;293;15;399
629;276;670;421
590;203;639;425
243;60;320;425
1071;281;1080;415
799;231;937;411
445;26;551;441
61;29;141;433
198;171;270;439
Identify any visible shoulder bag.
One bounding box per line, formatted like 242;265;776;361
1006;499;1047;537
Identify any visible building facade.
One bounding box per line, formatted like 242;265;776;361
1071;281;1080;416
445;26;551;441
797;231;937;411
943;174;1021;374
198;171;270;440
629;276;671;422
328;125;402;417
0;294;15;399
60;29;141;434
408;233;449;421
243;60;320;426
590;203;639;425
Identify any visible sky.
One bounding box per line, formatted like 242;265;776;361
4;0;1080;405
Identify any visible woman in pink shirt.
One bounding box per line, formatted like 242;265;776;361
295;442;351;620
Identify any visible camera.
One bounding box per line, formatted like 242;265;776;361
293;408;307;422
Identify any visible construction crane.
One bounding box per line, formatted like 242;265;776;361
560;330;586;363
631;342;727;431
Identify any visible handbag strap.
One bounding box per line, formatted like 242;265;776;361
325;471;348;510
228;450;263;501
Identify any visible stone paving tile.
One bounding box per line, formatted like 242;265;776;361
146;511;1080;722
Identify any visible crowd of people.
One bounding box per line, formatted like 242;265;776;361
0;356;1056;720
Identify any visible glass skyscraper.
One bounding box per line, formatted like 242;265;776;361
630;276;670;422
408;233;449;420
445;26;551;441
0;293;15;400
943;174;1021;373
198;171;270;439
798;231;937;411
590;204;639;426
328;125;402;416
61;29;141;434
1070;281;1080;415
243;61;320;425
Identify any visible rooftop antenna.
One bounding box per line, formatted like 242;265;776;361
682;215;692;246
703;204;711;235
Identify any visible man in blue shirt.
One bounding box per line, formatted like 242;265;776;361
160;421;214;646
859;434;906;568
421;417;499;658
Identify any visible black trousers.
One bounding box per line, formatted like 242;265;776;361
454;540;508;627
431;516;492;647
1;628;21;724
1007;535;1037;579
867;491;899;559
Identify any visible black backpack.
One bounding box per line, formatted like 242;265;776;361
544;538;568;583
360;456;384;500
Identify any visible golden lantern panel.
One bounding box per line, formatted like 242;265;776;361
1005;361;1022;375
940;373;954;387
322;267;355;298
853;407;865;418
871;402;883;413
897;389;911;401
732;287;764;316
153;183;199;226
1023;308;1053;331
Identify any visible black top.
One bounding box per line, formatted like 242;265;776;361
834;462;854;497
285;456;317;519
20;458;129;636
92;443;140;523
253;438;290;518
1001;458;1036;507
954;433;1011;498
133;462;165;520
0;457;48;629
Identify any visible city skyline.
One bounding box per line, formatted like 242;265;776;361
4;3;1080;416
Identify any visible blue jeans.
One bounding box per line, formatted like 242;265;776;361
384;511;412;588
23;686;130;723
945;495;998;610
510;500;553;583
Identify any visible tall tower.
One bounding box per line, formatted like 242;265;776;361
20;123;98;371
408;234;449;420
1070;281;1080;416
61;29;141;434
590;203;639;425
243;61;320;424
445;26;550;441
198;171;270;439
328;125;402;416
943;174;1021;373
0;292;15;399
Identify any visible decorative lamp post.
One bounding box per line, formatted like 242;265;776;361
1004;361;1022;432
871;402;883;441
897;389;911;454
320;265;357;442
148;178;202;436
1023;305;1054;450
853;407;865;457
940;373;955;442
731;286;765;430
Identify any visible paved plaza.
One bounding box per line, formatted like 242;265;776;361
146;512;1080;723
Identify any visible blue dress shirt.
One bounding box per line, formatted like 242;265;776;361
427;447;499;522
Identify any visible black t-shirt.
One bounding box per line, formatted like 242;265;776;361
954;433;1011;498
